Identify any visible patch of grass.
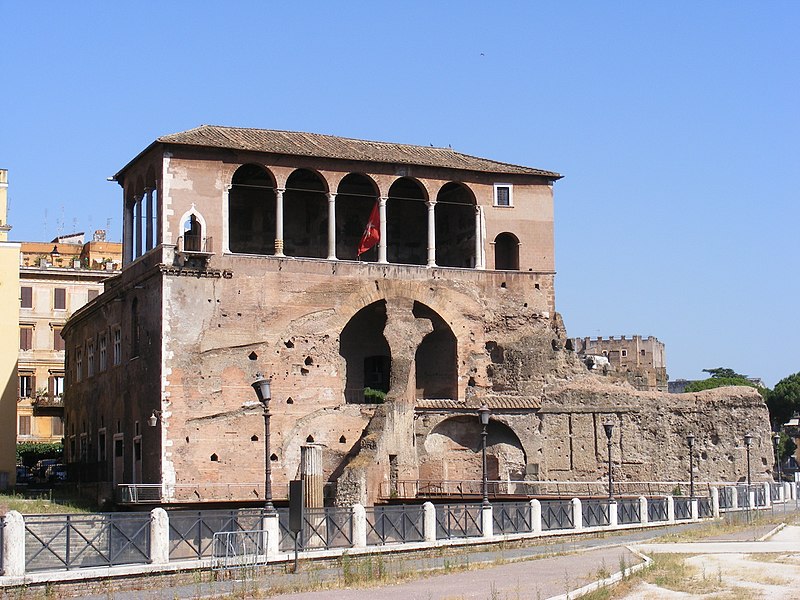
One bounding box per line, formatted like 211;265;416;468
644;553;723;594
0;492;92;515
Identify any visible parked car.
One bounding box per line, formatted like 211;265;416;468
16;465;32;484
49;464;67;483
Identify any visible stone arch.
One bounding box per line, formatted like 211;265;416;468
178;208;207;252
229;164;277;255
420;416;526;484
387;177;427;265
284;168;328;258
413;301;457;400
336;173;379;261
435;182;476;268
493;232;520;270
339;300;390;403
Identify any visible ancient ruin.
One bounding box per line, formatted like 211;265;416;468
61;126;773;507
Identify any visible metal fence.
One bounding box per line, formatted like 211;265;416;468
754;486;766;507
168;509;264;561
674;498;691;520
302;507;354;550
24;513;151;572
492;502;531;535
435;504;483;539
211;529;266;572
617;499;641;525
770;483;781;502
647;497;668;522
366;505;425;545
719;487;734;509
698;497;712;518
736;485;749;508
582;500;610;527
541;500;574;531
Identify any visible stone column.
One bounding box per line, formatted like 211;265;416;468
481;505;493;539
474;206;484;269
667;496;676;523
155;184;162;250
423;502;437;542
378;196;388;264
352;504;367;548
145;188;154;252
639;496;648;525
2;510;25;577
123;198;134;264
530;499;542;534
426;200;436;267
711;487;720;518
730;486;739;510
572;498;583;531
327;193;337;260
275;187;285;256
301;444;324;508
150;507;169;565
608;500;618;528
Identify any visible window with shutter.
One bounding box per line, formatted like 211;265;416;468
54;288;66;310
20;327;33;350
21;287;33;308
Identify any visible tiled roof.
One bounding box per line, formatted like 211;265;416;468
155;125;561;178
416;397;541;411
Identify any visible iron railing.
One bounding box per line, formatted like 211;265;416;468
492;502;532;534
582;500;610;527
302;507;353;550
617;499;641;525
435;504;483;539
647;497;668;522
541;500;574;531
770;483;781;502
719;487;734;509
674;498;691;520
366;505;425;546
736;485;749;508
698;497;712;518
211;529;266;572
167;509;264;561
754;486;766;507
24;513;150;572
118;483;287;504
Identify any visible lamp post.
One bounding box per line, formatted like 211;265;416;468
743;432;752;489
478;403;490;506
252;374;274;514
686;434;695;499
772;432;782;482
603;422;614;500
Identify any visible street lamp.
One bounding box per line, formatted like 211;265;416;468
743;433;753;489
603;422;614;500
772;432;782;482
478;403;490;506
686;434;695;499
252;373;274;514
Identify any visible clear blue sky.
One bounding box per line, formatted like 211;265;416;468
2;2;798;387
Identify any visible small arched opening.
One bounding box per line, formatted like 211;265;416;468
229;164;276;254
494;232;520;270
339;301;391;403
387;178;427;265
284;169;328;258
336;173;379;261
182;214;202;251
435;182;476;267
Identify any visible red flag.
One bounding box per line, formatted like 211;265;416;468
357;201;380;257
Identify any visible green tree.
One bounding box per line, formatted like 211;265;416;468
767;372;800;428
702;367;747;379
683;367;757;393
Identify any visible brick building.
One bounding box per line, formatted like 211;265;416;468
570;335;668;392
61;127;773;507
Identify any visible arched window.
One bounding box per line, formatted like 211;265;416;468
413;302;458;400
340;301;391;403
436;183;476;268
183;214;202;251
335;173;379;261
494;232;520;270
387;178;427;265
284;169;328;259
229;164;276;255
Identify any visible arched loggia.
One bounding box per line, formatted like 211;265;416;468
336;173;379;261
283;169;328;258
435;182;476;268
229;164;276;255
387;178;427;265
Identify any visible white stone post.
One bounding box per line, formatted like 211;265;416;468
730;486;738;510
264;512;280;558
352;503;367;549
123;198;134;264
572;498;583;531
150;507;170;565
2;510;25;577
481;505;493;539
474;206;484;269
426;200;436;267
145;188;154;251
423;502;437;542
667;495;676;523
639;496;648;525
274;188;285;256
378;196;388;264
530;499;542;534
327;193;337;260
608;500;618;528
711;487;720;518
748;487;756;509
690;498;699;521
763;482;771;508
